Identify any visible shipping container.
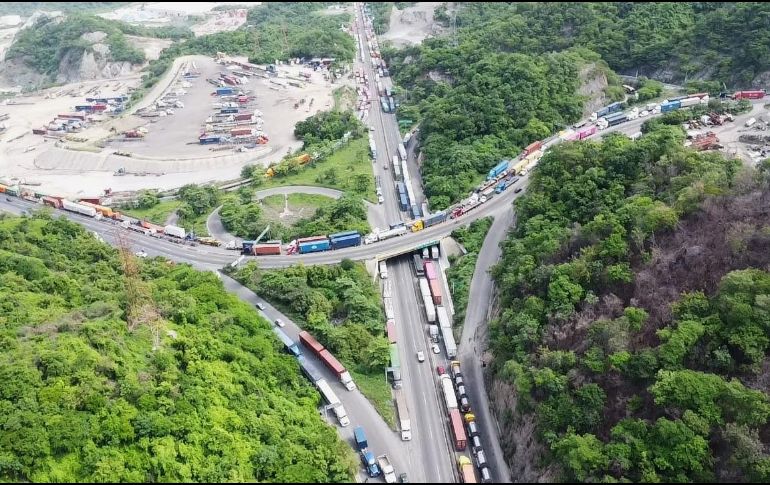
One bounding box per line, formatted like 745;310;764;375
487;160;509;180
329;230;362;249
441;325;457;358
253;242;282;255
413;254;424;276
42;196;62;209
441;375;458;410
299;330;325;354
79;201;116;219
61;199;97;217
422;292;437;323
733;90;765;100
458;456;477;483
423;260;437;281
522;140;544;158
397;143;407;162
577;125;597;140
660;100;681;112
437;306;451;329
428;279;442;305
423;211;447;228
450;409;468;451
298;238;330;254
298;355;323;383
164;225;186;239
319;349;356;390
386;320;397;343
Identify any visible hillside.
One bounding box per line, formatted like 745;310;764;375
0;213;355;482
386;38;620;208
446;2;770;88
488;123;770;482
2;13;191;85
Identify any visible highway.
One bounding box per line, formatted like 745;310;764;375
355;3;459;482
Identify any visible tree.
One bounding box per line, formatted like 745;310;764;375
353;174;370;193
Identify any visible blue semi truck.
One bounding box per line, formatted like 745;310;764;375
354;426;381;478
487;159;509;180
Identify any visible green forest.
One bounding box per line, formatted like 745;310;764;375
445;2;770;87
488;120;770;481
0;214;355;482
0;3;128;16
446;217;492;331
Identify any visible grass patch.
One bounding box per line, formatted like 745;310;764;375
349;369;397;430
122;199;182;225
447;217;494;338
332;86;358;112
259;193;333;227
259;137;377;203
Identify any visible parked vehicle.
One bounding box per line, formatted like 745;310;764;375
316;378;350;426
377;455;397;483
299;331;356;390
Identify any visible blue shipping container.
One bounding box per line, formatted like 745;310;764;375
398;193;409;211
330;233;362;249
199;137;220;145
299;239;330;254
221;107;238;114
217;87;234;95
329;230;359;240
396;182;406;195
660;100;681;113
424;211;447;227
487;160;509;180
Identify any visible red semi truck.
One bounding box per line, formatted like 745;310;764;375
299;331;357;391
733;90;765;100
521;140;543;158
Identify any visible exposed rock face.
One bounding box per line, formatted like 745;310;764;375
578;62;610;118
54;34;135;83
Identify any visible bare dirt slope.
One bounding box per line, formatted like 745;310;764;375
381;2;446;48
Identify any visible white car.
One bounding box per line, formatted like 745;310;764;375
640;110;649;117
134;250;148;258
378;195;384;204
416;351;425;362
274;318;285;327
431;343;440;354
256;302;266;311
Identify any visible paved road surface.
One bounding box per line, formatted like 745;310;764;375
458;205;518;483
206;205;239;243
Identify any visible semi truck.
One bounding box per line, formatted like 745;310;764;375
379;260;389;279
429;279;442;305
386;320;397;343
393;390;412;440
377;455;397;483
487;159;509;180
590;101;622;121
271;326;301;357
458;456;477;483
389;343;402;389
316;378;351;427
411;210;448;232
252;242;282;255
354;426;381;477
298;331;356;390
733;90;765;100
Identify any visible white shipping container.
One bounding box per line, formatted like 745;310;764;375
437;305;451;329
384;297;394;320
422;293;436;323
440;375;458;410
164;224;186;239
382;279;392;299
441;325;457;358
419;278;431;299
62;199;96;217
680;97;700;108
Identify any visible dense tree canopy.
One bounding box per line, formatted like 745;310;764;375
0;213;355;482
489;123;770;482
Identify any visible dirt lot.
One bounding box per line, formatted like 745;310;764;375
0;55;347;197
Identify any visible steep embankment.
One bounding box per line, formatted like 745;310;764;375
488;124;770;482
0;213;355;482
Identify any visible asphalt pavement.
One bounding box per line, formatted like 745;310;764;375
457;205;517;483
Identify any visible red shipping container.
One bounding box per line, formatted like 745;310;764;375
299;330;325;354
42;196;62;209
386;320;397;343
234;113;252;121
319;349;346;376
253;243;281;255
231;128;253;136
522;140;543;157
429;279;442;306
450;409;467;451
734;90;765;100
92;104;108;111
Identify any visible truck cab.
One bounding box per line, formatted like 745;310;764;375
361;451;381;477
